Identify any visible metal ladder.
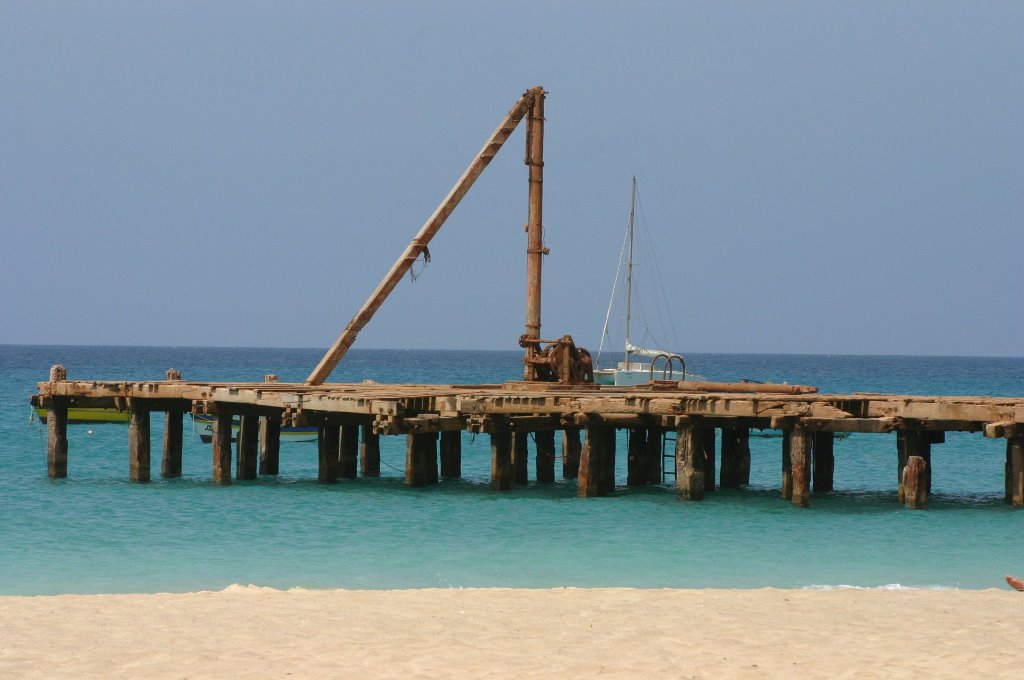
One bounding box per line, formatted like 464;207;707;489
661;429;677;483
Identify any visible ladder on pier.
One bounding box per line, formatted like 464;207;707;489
662;430;676;483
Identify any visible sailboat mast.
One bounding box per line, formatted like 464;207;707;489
624;176;636;367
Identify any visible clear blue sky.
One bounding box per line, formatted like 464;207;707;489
2;1;1021;356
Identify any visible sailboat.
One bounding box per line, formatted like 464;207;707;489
593;177;690;386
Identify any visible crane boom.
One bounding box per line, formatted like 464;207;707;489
305;87;543;385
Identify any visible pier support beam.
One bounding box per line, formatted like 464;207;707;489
318;425;340;483
789;427;811;508
1006;434;1024;507
340;425;359;479
812;432;834;493
212;413;233;484
440;430;461;479
899;430;930;509
781;429;793;501
646;427;663;484
720;427;741;489
739;428;751;486
675;424;704;500
627;427;647;487
512;432;530;485
904;455;928;509
535;430;555;483
259;415;281;476
162;408;183;478
579;425;614;497
406;433;437;487
46;399;68;479
129;408;151;483
491;431;513;491
701;427;716;492
236;415;258;480
562;427;581;479
360;425;380;477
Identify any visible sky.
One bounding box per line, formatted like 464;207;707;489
1;1;1021;357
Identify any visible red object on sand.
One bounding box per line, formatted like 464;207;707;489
1006;576;1024;591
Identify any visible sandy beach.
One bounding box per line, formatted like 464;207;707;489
1;586;1020;678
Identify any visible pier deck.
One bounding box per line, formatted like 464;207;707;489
31;369;1024;509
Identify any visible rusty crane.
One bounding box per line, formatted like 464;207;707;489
305;86;593;386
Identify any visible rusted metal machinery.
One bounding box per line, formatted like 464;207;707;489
305;86;594;387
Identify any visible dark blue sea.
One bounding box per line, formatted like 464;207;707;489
2;345;1023;594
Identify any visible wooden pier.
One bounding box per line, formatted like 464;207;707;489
30;87;1023;509
32;367;1024;509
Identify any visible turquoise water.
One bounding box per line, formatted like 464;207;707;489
2;346;1023;594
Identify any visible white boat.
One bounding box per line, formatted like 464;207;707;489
594;176;694;387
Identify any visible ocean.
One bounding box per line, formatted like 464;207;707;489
2;345;1023;595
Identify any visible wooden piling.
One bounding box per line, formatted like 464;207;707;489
645;427;663;484
1006;434;1023;507
360;425;380;477
491;431;513;491
562;427;581;479
627;427;647;487
904;455;928;509
212;413;233;484
675;424;704;500
162;409;183;478
599;427;617;495
340;425;359;479
900;430;929;508
404;432;438;487
738;428;751;486
789;427;811;508
129;408;151;483
700;426;716;492
46;399;68;479
259;415;281;476
440;430;461;479
720;427;741;489
535;430;555;483
161;368;183;479
781;428;793;501
236;414;259;480
424;432;439;485
897;430;908;503
318;425;340;483
512;431;530;485
579;425;613;497
812;432;834;493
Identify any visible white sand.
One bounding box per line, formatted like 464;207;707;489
1;587;1021;678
